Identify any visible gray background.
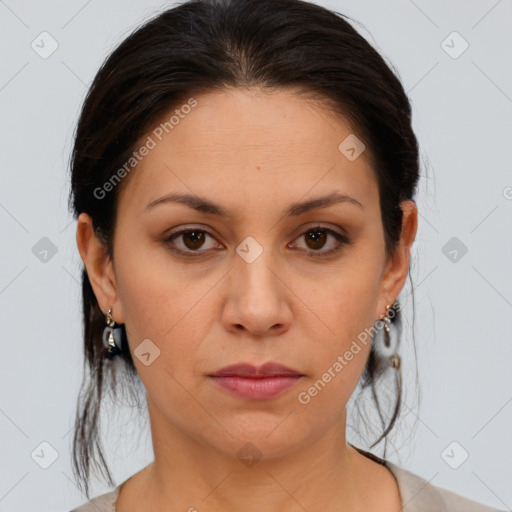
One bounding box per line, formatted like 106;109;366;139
1;0;511;510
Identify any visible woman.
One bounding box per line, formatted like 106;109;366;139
68;0;504;510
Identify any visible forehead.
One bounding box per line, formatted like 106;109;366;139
117;87;378;217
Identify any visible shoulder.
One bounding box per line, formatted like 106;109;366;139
386;460;505;512
68;485;121;512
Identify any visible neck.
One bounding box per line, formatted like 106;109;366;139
126;398;376;512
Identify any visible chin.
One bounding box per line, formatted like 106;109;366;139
204;418;311;462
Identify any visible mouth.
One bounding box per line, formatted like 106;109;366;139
207;362;305;400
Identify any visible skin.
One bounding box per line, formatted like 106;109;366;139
76;86;417;512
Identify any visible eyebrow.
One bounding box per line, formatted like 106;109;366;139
144;191;364;217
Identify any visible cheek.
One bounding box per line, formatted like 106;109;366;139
114;243;215;375
295;296;374;419
296;257;382;391
302;262;381;343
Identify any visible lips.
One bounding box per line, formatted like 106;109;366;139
208;362;304;378
207;362;305;400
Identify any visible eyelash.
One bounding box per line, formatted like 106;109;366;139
163;225;351;258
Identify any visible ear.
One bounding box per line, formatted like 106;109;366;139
376;199;418;319
75;212;125;324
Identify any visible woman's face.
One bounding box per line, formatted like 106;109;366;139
80;87;416;461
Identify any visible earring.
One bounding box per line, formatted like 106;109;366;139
102;307;122;358
377;300;401;370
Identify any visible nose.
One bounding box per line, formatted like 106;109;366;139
221;249;293;338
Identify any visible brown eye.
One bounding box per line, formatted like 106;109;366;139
181;230;206;250
304;229;328;250
164;225;350;258
164;229;221;255
291;226;350;257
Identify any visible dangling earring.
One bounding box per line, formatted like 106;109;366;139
377;300;401;370
102;307;122;358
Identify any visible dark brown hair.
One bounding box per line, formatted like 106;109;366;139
68;0;420;498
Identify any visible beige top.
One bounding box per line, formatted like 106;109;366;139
69;447;505;512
